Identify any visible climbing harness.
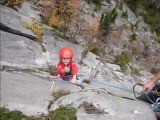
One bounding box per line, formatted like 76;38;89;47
133;83;160;113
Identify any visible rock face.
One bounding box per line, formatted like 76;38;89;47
0;5;36;39
1;71;52;115
17;1;41;20
82;52;100;69
0;30;46;69
50;91;156;120
0;1;159;119
51;80;82;93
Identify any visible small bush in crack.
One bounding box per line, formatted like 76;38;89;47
78;101;105;114
52;90;71;101
23;20;44;39
100;8;118;35
47;105;77;120
114;51;130;71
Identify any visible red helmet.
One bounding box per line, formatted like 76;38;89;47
59;47;73;58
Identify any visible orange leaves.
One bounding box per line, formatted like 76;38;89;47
5;0;24;7
48;0;80;34
48;0;101;41
48;10;63;27
23;20;44;39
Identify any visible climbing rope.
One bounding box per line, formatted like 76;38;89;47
91;80;133;93
48;76;160;112
48;76;136;100
48;76;135;94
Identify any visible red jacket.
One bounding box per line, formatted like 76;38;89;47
57;60;78;78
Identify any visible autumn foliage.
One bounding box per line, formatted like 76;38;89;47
4;0;24;7
23;20;44;39
48;0;80;35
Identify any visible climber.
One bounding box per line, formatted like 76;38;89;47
133;72;160;113
57;47;83;86
143;72;160;93
143;72;160;103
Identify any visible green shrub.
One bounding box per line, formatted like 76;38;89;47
0;107;26;120
48;105;77;120
100;8;118;35
114;51;130;71
52;90;71;101
0;106;77;120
